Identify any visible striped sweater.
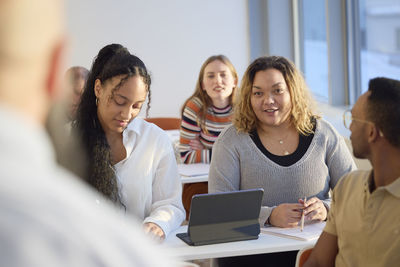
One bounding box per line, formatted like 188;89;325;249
179;97;233;163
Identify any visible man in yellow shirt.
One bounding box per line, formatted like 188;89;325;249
304;77;400;267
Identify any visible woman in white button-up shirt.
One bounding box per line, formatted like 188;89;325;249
73;44;185;241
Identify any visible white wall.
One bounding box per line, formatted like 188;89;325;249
66;0;250;117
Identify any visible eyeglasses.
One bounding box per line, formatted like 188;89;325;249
342;110;374;129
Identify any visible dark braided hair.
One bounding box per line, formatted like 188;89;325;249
73;44;151;204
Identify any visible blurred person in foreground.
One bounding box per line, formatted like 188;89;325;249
304;77;400;267
0;0;177;266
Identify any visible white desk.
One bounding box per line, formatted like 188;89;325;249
164;226;316;261
178;163;210;184
181;174;208;184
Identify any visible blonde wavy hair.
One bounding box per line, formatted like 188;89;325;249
181;55;238;132
234;56;319;135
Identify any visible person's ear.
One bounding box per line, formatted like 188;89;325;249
46;38;65;99
367;124;380;143
94;79;102;98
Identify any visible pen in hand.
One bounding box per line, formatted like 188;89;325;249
300;197;306;231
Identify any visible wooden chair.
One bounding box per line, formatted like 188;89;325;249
144;117;181;130
145;117;182;163
295;246;314;267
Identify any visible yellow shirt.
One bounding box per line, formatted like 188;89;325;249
324;170;400;267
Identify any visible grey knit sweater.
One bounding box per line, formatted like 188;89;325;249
208;119;357;225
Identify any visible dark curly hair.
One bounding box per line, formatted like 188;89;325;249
73;43;151;204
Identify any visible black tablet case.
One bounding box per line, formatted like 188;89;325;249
177;188;264;246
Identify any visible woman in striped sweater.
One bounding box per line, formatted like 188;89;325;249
179;55;238;217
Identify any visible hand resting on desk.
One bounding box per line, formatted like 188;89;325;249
269;197;327;228
299;197;327;222
269;203;303;228
144;222;165;242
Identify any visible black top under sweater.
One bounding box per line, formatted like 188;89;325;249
250;121;316;167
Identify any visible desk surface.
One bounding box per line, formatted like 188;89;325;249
181;174;208;184
178;163;209;184
164;226;316;261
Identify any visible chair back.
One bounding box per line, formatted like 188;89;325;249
145;117;181;130
295;246;313;267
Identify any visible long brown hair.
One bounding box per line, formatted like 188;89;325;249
181;55;238;132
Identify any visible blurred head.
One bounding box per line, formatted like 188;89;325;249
233;56;316;134
0;0;65;124
65;66;89;120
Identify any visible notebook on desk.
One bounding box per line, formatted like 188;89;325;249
176;188;264;246
177;163;210;177
261;221;326;241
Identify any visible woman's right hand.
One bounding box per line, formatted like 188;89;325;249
143;222;165;243
189;139;205;150
269;203;304;228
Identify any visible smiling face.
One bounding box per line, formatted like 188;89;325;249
250;68;292;128
94;75;147;135
201;60;237;108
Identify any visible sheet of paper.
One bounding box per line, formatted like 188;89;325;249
261;222;326;241
164;129;180;143
177;163;210;177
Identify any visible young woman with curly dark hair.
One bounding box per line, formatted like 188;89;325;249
74;44;185;241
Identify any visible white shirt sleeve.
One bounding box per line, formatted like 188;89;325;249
143;135;186;237
117;119;185;238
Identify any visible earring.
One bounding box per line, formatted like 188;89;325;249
96;98;98;106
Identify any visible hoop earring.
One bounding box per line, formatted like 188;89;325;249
96;98;98;106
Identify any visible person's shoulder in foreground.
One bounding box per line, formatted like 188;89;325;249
304;169;400;267
0;160;177;267
0;0;178;265
0;106;177;267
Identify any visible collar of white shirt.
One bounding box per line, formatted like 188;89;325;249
121;118;146;162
